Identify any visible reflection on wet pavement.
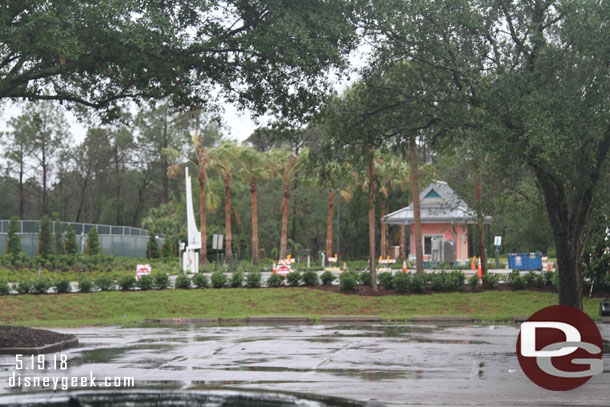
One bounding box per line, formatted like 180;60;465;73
0;323;608;406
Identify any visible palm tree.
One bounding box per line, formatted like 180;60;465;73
210;140;241;263
237;145;271;265
271;148;300;260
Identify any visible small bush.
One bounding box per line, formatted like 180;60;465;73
302;270;319;287
392;272;410;292
481;273;500;289
32;278;52;294
411;274;427;293
523;271;537;288
266;274;284;287
118;275;135;291
508;270;525;290
231;270;244;287
95;275;115;291
320;271;336;285
78;277;93;293
0;278;11;295
543;271;554;287
429;273;446;292
153;273;170;290
378;272;394;290
358;272;371;286
446;271;465;292
17;280;32;295
339;272;357;292
137;275;154;291
54;278;71;294
211;271;227;288
192;273;209;288
551;271;559;291
286;271;302;286
175;274;192;289
246;271;262;288
468;274;480;288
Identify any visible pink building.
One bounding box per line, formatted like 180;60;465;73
383;181;492;265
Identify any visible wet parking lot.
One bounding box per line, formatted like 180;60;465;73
0;323;608;406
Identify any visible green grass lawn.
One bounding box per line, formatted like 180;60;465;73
0;288;603;328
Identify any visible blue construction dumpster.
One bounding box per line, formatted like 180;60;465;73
508;252;543;270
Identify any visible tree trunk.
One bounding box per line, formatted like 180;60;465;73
115;148;122;225
325;191;335;263
75;172;90;222
368;147;378;290
18;160;24;219
380;199;387;258
410;136;424;274
250;177;259;265
279;180;290;259
198;165;208;265
224;175;232;262
474;164;487;274
161;106;170;204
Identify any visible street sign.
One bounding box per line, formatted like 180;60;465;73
213;234;224;250
494;236;502;246
136;264;151;280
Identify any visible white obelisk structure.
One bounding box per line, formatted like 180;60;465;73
183;167;201;273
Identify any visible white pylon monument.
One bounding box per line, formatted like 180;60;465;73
183;167;201;273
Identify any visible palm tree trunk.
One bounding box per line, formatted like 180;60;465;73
250;177;259;265
279;180;290;259
368;147;378;290
198;165;208;265
325;191;335;263
410;136;424;275
474;163;487;274
380;199;387;258
224;174;232;262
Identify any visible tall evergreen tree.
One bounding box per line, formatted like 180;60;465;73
7;216;21;256
87;226;101;256
54;218;64;255
65;225;78;255
39;215;53;258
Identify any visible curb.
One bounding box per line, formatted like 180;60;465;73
143;318;219;324
412;316;474;323
247;316;310;324
513;316;528;323
321;316;383;323
0;337;79;355
603;317;610;323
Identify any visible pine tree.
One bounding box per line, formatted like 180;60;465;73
147;234;160;258
54;218;65;255
65;225;78;255
7;216;21;256
161;238;173;258
39;216;53;258
87;226;101;255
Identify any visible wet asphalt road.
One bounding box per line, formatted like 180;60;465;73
0;323;608;406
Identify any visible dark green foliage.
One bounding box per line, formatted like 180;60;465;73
192;273;209;288
39;216;53;258
118;275;135;291
78;277;93;293
302;270;319;287
161;238;174;257
378;272;394;290
482;273;500;289
137;275;154;291
339;272;357;292
32;278;52;294
153;273;170;290
199;264;216;273
246;271;262;288
54;219;64;255
17;280;32;294
211;271;227;288
87;227;101;255
523;271;545;289
175;274;192;289
286;271;302;286
358;271;371;286
508;270;525;290
65;225;78;255
429;273;446;292
7;216;21;256
392;272;410;292
94;275;115;291
54;278;71;294
446;271;465;292
147;234;160;258
266;274;285;287
468;274;480;288
320;271;336;285
410;274;427;293
551;271;559;291
0;278;10;295
231;270;244;287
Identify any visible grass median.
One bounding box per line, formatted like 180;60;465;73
0;288;603;328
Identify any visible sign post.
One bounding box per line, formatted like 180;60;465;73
494;236;502;268
183;168;201;274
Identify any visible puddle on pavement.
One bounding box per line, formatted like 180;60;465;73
198;365;409;381
70;344;174;365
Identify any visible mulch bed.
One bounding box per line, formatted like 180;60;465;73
0;325;75;348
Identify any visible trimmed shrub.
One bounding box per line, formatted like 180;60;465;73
392;272;410;292
54;278;71;293
0;278;11;295
358;271;371;286
508;270;525;290
161;238;174;258
118;275;135;291
551;271;559;291
54;218;65;255
7;216;22;256
199;264;216;273
543;271;554;287
17;280;33;295
286;271;302;286
137;275;154;291
175;274;192;289
147;234;160;258
65;225;78;255
153;273;170;290
378;272;394;290
95;275;115;291
429;273;446;292
468;274;480;288
320;271;336;285
231;270;244;287
39;216;53;258
266;274;284;287
302;270;319;287
411;274;427;293
446;271;465;292
339;272;357;292
78;277;93;293
211;271;227;288
192;273;209;288
246;271;262;288
482;273;500;289
32;278;52;294
87;226;101;255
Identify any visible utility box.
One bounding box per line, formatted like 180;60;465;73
600;298;610;317
508;252;542;270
